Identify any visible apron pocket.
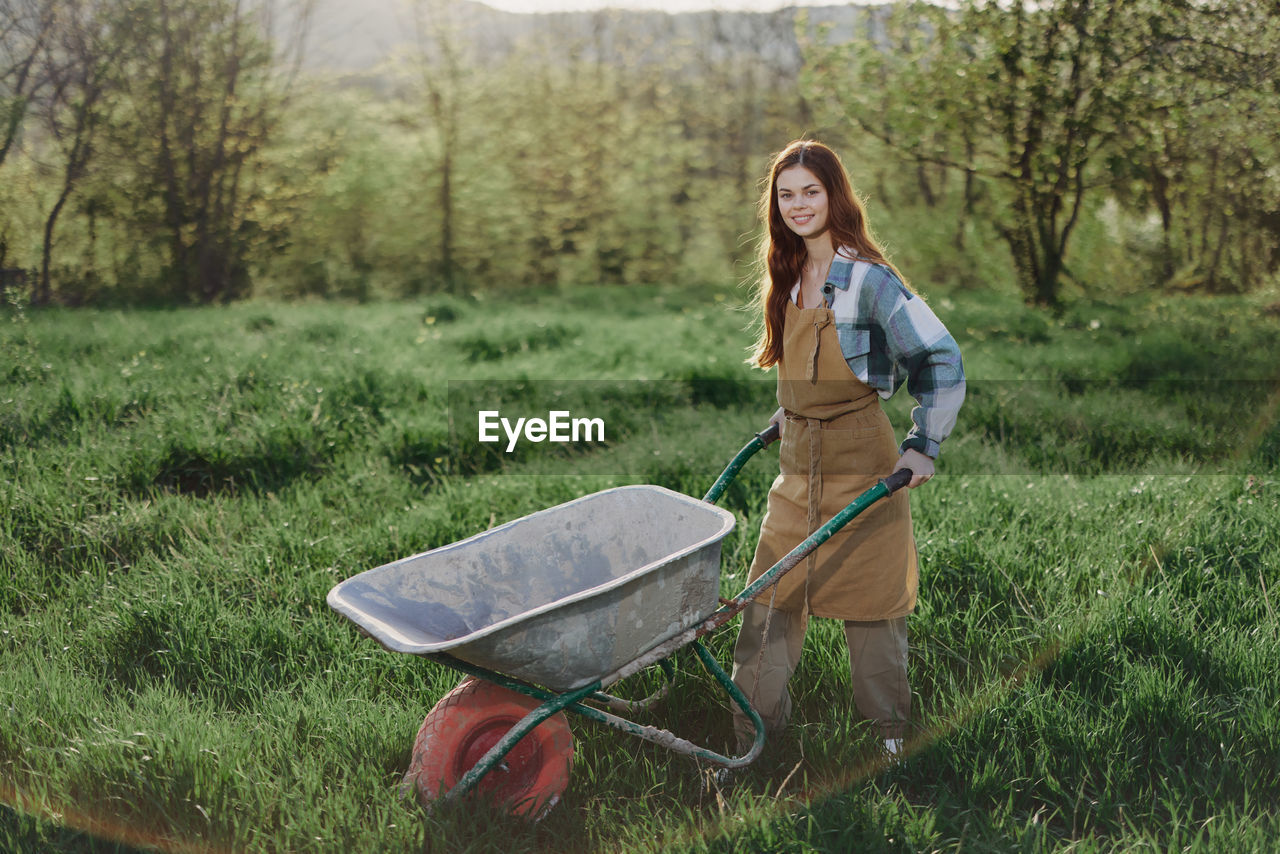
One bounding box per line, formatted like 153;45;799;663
819;423;897;478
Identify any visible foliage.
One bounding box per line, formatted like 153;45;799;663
1107;1;1280;294
1;0;303;305
2;3;1278;305
801;0;1280;307
105;0;297;303
245;15;802;302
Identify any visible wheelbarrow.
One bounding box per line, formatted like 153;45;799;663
326;423;914;817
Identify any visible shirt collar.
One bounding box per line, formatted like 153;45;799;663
826;248;862;292
790;248;864;305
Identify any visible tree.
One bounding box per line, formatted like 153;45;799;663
803;0;1279;306
0;0;54;270
105;0;308;303
410;0;467;294
0;0;53;170
1108;1;1280;293
32;0;122;304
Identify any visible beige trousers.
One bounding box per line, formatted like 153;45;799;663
730;602;910;748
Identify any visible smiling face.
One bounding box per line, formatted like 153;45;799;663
775;165;830;241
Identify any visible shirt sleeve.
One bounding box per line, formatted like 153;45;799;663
869;268;966;458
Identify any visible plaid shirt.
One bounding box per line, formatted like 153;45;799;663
791;251;966;458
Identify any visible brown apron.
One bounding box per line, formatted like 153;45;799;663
746;298;918;620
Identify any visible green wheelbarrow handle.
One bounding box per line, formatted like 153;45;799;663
701;421;781;504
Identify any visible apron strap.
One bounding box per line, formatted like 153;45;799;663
807;315;832;383
803;415;822;621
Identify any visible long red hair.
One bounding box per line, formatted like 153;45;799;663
748;140;907;369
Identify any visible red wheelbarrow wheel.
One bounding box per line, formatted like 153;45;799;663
404;678;573;818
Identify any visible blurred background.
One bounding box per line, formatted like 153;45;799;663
1;0;1277;308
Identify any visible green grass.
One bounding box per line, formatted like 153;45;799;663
2;284;1278;852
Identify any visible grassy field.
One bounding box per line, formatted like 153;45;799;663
2;282;1278;853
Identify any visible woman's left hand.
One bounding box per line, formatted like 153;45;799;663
893;449;935;489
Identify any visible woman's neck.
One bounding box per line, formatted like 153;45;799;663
803;236;836;271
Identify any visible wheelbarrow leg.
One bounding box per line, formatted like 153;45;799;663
439;681;600;806
588;657;677;714
691;641;766;767
546;641;765;769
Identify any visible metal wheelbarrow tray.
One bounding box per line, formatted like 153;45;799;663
326;484;737;692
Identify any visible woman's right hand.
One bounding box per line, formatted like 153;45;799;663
769;406;785;431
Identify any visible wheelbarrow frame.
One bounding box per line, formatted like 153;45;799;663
349;423;914;807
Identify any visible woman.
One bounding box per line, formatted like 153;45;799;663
732;140;965;759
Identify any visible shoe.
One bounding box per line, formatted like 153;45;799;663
698;765;737;798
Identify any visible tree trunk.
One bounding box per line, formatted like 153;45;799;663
440;142;455;294
1148;161;1174;284
916;162;937;208
954;136;976;251
1036;241;1063;307
1206;212;1230;292
1002;183;1062;307
39;190;70;305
